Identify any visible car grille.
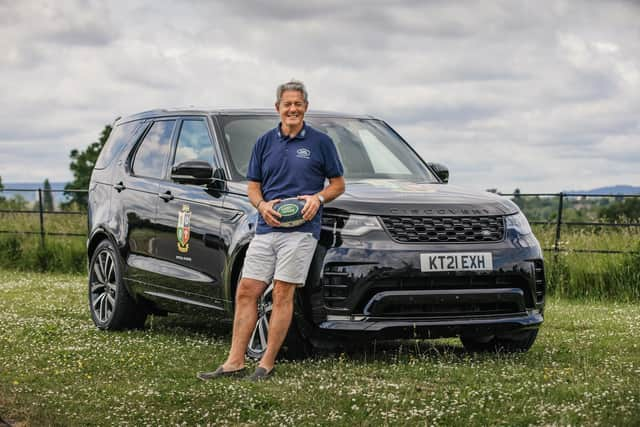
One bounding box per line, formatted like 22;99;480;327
380;215;505;243
365;295;523;317
358;275;532;317
322;269;536;314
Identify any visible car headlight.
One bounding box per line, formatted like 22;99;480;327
342;215;383;236
505;211;532;236
322;214;383;236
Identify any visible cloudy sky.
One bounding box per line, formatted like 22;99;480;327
1;0;638;192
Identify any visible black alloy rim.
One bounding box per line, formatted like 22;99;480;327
248;283;273;356
89;249;117;323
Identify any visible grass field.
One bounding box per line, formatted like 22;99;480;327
0;271;639;426
533;225;640;301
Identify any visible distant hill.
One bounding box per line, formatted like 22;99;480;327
563;185;640;195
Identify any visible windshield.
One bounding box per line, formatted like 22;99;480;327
217;115;437;182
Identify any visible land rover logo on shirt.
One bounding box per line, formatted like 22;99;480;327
177;204;191;253
296;148;311;159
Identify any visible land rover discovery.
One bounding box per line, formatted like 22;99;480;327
87;108;545;356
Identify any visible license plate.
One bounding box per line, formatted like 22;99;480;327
420;252;493;272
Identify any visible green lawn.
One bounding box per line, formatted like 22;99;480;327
0;271;639;426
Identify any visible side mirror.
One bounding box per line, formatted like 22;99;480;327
427;162;449;183
209;167;227;191
171;160;213;185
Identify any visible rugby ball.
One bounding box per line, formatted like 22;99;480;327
273;198;306;228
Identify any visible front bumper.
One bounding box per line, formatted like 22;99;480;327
308;230;545;339
316;310;543;340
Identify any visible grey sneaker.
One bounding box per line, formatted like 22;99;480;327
197;366;246;381
247;366;275;382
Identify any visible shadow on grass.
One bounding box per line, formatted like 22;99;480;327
145;312;232;339
142;313;530;365
339;339;469;361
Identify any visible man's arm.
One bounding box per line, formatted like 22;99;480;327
248;180;281;227
299;176;346;221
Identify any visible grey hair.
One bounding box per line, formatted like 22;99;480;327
276;80;308;104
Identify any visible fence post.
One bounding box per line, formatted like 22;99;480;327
554;192;564;253
38;188;45;249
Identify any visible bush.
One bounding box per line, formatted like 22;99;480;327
0;235;23;265
0;235;85;274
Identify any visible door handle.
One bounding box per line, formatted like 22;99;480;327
114;182;125;192
158;191;174;202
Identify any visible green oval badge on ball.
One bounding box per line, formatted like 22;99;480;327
278;203;299;216
273;198;306;228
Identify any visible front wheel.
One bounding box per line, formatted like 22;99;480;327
461;329;539;353
88;239;147;330
245;283;312;360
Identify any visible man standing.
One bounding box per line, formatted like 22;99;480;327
198;80;345;381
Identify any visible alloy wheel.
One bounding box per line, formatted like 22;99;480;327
89;249;117;324
247;283;273;357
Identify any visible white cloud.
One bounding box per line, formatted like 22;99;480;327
0;0;638;192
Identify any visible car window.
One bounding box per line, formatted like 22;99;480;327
318;119;426;179
132;120;175;179
222;117;278;177
357;129;411;175
218;115;436;182
173;120;215;166
95;121;141;170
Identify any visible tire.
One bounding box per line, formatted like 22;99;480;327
88;239;147;330
461;329;539;353
245;283;312;360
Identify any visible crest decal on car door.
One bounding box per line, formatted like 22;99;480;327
177;204;191;253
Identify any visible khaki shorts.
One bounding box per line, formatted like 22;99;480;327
241;232;318;287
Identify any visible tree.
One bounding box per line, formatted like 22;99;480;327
43;178;54;211
63;125;112;209
0;176;28;209
512;188;523;209
599;198;640;223
3;194;28;210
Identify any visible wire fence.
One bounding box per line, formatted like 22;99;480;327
0;188;88;248
498;192;640;255
0;188;639;254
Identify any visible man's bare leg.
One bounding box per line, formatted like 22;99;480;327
222;277;267;370
258;280;297;371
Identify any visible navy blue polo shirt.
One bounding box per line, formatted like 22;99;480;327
247;122;344;239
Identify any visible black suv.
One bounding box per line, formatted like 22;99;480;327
88;108;545;356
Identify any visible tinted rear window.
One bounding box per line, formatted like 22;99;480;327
132;120;176;179
95;121;143;170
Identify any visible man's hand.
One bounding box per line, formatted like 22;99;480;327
298;194;321;221
258;199;282;227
